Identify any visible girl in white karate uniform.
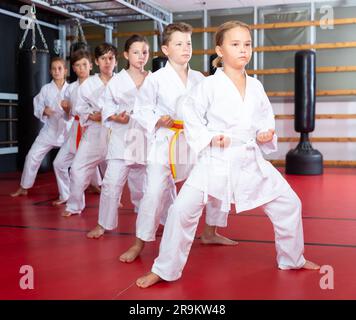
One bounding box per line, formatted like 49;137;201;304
52;50;102;206
137;20;320;288
121;23;236;264
62;43;118;217
87;35;160;239
11;57;71;197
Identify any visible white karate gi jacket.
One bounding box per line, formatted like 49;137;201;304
182;68;290;212
33;80;71;146
75;74;111;145
102;69;148;164
62;80;82;154
132;61;204;170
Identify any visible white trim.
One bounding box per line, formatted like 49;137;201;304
203;9;208;73
0;93;18;100
253;6;258;78
310;1;316;45
105;25;113;43
0;147;18;155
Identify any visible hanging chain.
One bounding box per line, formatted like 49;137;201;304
73;19;87;44
18;4;48;51
77;19;87;44
36;19;49;50
19;26;30;49
73;19;79;43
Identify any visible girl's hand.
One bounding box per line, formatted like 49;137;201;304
156;115;174;129
61;100;71;114
211;135;231;148
89;111;102;122
256;129;275;144
113;111;130;124
43;106;55;117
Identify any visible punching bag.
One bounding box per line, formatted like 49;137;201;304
209;54;218;75
17;49;52;171
285;50;323;175
69;20;89;82
152;56;167;72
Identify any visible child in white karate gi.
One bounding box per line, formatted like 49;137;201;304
62;43;117;217
87;35;164;239
52;49;102;206
11;57;71;197
136;20;320;288
120;22;236;264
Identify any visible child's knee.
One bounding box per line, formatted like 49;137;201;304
285;189;302;216
53;158;62;170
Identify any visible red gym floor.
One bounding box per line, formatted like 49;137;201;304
0;168;355;300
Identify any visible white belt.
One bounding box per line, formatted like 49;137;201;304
219;138;268;212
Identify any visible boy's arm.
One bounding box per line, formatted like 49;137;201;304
61;86;72;121
33;86;48;122
101;86;122;127
75;81;94;127
256;84;278;154
181;83;215;155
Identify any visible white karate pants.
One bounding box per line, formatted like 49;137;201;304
97;159;146;230
136;164;229;242
65;126;108;214
53;141;102;202
151;184;306;281
20;137;57;189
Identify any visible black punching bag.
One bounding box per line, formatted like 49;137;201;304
285;50;323;175
209;54;218;75
17;49;52;171
152;56;167;72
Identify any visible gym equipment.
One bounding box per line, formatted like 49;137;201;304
285;50;323;175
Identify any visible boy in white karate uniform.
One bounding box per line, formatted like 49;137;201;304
11;57;71;197
62;43;117;217
137;21;319;288
87;35;175;239
121;23;236;263
52;49;102;206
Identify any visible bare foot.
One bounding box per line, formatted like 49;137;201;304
119;202;123;208
86;225;105;239
87;185;101;194
61;210;73;217
201;232;238;246
136;272;162;288
52;198;66;206
119;239;145;263
10;187;28;197
302;260;320;270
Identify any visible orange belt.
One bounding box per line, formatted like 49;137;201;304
74;115;83;150
168;120;184;179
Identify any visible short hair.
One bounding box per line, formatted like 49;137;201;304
50;56;66;68
70;49;92;66
161;22;193;46
94;42;118;59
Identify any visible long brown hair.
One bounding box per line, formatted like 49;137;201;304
212;20;252;68
124;34;149;69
